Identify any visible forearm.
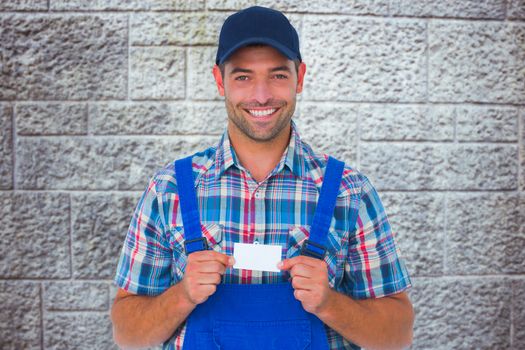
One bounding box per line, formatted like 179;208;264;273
111;283;196;349
317;290;414;350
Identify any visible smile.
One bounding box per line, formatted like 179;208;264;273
246;108;277;117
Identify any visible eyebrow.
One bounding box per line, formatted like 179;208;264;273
228;65;292;75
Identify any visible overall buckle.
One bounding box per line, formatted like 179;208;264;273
184;237;208;254
300;239;326;260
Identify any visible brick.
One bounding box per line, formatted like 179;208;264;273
130;47;185;100
91;102;186;135
91;102;226;135
508;0;525;19
188;47;222;100
0;0;47;10
44;281;109;311
447;144;518;190
429;21;525;104
0;282;41;350
410;277;511;349
0;192;70;278
51;0;204;10
0;104;13;189
71;193;139;278
16;103;88;136
513;279;525;347
446;192;523;274
360;143;518;190
294;103;358;164
131;13;226;46
0;14;127;100
44;312;117;350
390;0;506;19
456;106;519;142
16;136;216;190
360;143;448;190
360;104;454;141
206;0;389;15
380;192;445;276
302;17;426;102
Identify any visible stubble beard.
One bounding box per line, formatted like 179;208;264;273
225;97;296;143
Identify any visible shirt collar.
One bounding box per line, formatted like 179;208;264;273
214;120;308;180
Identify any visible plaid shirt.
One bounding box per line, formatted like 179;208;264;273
115;121;411;350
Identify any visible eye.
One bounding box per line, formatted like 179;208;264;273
234;75;249;81
274;74;288;80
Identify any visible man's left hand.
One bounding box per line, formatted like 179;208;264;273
278;256;334;315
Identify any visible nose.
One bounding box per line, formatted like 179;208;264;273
252;80;272;105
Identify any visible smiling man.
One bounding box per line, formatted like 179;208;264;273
111;6;414;350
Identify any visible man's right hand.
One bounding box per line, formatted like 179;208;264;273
181;250;234;305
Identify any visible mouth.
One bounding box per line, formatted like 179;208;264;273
245;107;279;118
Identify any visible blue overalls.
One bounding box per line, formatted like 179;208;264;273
175;156;345;350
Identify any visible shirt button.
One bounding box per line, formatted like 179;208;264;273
255;191;261;199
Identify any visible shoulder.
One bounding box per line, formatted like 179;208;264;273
148;146;217;195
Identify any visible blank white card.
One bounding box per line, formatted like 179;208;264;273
233;243;282;272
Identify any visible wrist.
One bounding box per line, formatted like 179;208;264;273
168;283;197;316
316;288;339;322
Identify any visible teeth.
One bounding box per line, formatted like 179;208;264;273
248;108;276;117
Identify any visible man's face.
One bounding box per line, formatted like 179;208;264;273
213;46;306;143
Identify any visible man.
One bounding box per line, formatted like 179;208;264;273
111;6;414;350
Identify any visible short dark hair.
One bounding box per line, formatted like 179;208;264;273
218;44;301;78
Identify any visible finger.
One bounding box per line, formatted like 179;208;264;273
189;251;234;266
196;272;222;285
201;284;217;297
289;264;315;279
293;289;306;301
279;256;319;270
291;276;312;291
196;261;228;274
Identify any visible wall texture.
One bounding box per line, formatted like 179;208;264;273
0;0;524;349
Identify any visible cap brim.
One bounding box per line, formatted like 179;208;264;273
216;37;300;65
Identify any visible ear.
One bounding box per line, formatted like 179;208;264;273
212;64;225;96
295;62;306;94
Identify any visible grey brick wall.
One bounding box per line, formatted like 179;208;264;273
0;1;523;349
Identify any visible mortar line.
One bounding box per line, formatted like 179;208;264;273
184;47;189;101
69;194;73;280
0;10;518;21
11;103;17;190
356;105;361;169
0;277;115;282
86;103;91;136
5;99;525;107
425;19;430;103
39;283;44;350
510;278;515;346
127;14;131;101
443;192;448;275
15;134;221;139
510;301;515;347
518;108;522;191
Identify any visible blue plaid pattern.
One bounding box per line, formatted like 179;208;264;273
114;121;412;349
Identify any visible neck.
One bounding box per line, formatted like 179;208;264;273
228;124;291;183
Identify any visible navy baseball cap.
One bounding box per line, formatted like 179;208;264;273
216;6;302;65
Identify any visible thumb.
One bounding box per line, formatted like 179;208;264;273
277;259;289;270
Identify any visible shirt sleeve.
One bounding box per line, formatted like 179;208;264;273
114;177;173;296
344;175;412;299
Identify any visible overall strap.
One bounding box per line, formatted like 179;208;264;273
175;156;208;254
301;156;345;260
